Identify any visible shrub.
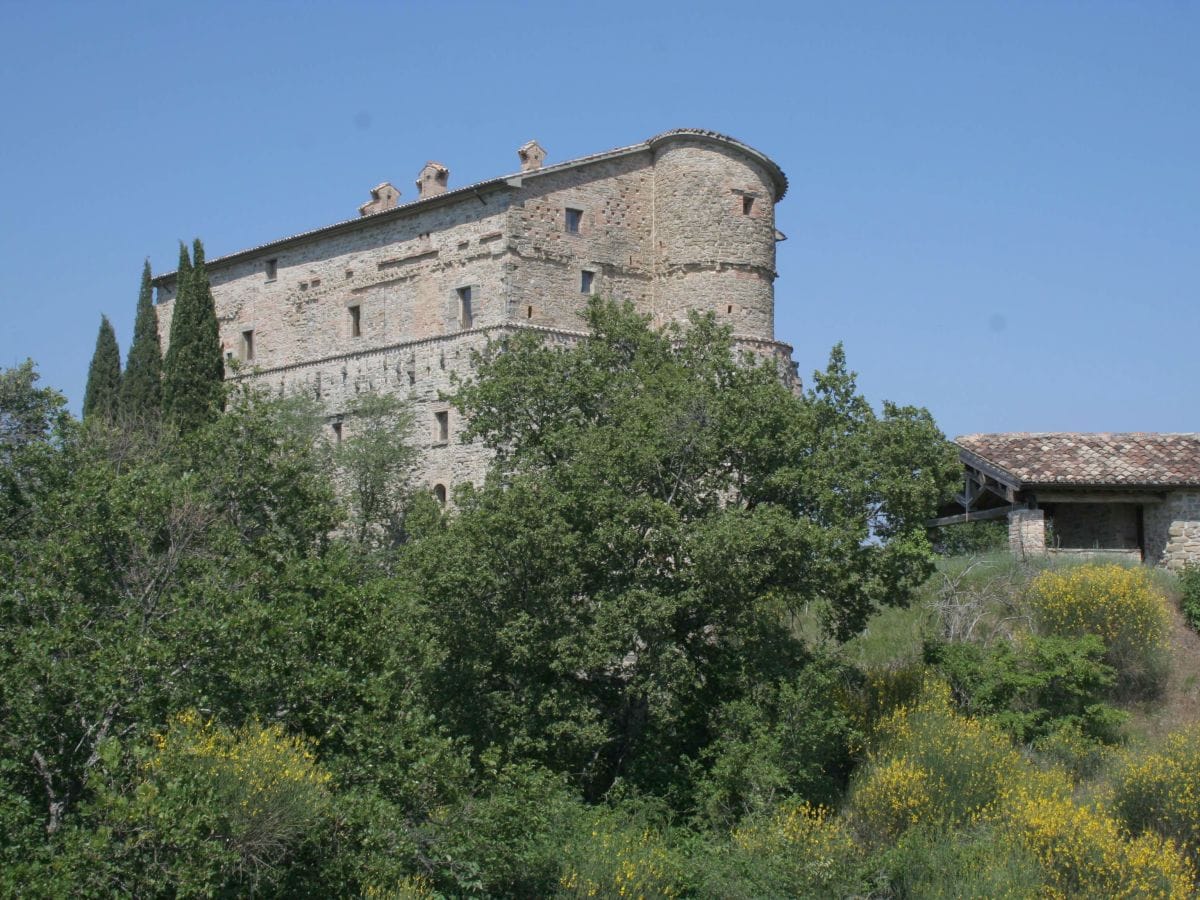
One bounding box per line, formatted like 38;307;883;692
1113;725;1200;872
97;710;333;895
925;633;1127;745
695;659;860;828
1179;564;1200;632
558;814;686;899
1026;564;1170;695
874;824;1047;899
1011;793;1194;898
849;681;1039;843
708;800;866;898
930;520;1007;557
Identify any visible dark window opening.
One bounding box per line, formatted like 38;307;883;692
727;304;733;315
434;410;449;444
742;196;754;215
565;207;582;233
581;270;595;294
349;305;362;337
458;287;473;329
331;421;342;443
527;305;533;319
241;329;255;361
433;484;447;505
265;258;278;281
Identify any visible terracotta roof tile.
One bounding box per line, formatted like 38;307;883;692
956;433;1200;487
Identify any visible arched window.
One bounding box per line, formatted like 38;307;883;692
433;484;447;505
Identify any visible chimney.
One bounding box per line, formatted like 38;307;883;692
358;182;400;217
518;140;547;172
416;161;449;199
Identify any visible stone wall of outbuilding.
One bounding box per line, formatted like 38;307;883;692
1145;491;1200;570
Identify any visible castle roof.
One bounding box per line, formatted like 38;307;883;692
956;433;1200;489
151;129;788;287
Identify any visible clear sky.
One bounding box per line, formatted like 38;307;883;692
1;1;1196;440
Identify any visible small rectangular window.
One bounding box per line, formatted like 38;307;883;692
265;258;278;281
581;270;595;294
458;286;473;329
434;410;449;444
742;196;754;215
349;305;361;337
331;421;342;443
527;305;533;319
241;329;255;361
565;208;582;233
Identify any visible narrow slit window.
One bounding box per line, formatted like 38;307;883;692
727;304;733;315
241;329;255;361
581;270;595;294
433;484;447;505
265;258;278;281
565;207;582;233
458;286;473;329
527;305;533;319
349;304;362;337
434;410;449;444
742;196;754;215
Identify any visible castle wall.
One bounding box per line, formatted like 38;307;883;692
154;132;794;495
157;196;513;373
506;153;655;330
652;137;779;340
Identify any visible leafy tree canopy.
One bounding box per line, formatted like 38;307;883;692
406;300;958;798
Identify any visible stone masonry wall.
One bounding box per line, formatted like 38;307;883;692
1145;491;1200;570
155;135;792;494
1008;508;1046;557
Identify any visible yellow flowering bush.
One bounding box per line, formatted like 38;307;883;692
849;758;934;841
137;709;333;888
851;680;1028;841
363;876;437;899
728;800;864;895
1027;564;1170;692
1011;793;1194;898
558;823;683;899
1114;725;1200;872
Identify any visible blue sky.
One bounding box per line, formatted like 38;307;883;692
1;1;1196;440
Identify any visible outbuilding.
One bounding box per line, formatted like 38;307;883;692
936;433;1200;568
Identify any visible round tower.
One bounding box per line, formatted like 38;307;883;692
649;130;787;341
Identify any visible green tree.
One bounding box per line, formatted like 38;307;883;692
408;300;957;800
120;259;163;422
334;391;419;548
82;315;121;423
162;239;224;432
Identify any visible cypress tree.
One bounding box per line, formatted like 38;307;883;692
162;239;225;433
83;315;122;423
120;259;163;421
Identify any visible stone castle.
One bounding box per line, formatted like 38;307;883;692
153;129;795;495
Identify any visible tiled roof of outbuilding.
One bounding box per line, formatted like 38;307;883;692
956;433;1200;488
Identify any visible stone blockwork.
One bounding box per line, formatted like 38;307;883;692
1008;508;1046;557
1145;491;1200;570
153;130;794;493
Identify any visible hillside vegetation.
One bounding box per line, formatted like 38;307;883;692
3;302;1199;897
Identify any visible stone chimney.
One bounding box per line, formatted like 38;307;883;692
358;182;400;216
518;140;546;172
416;161;449;199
